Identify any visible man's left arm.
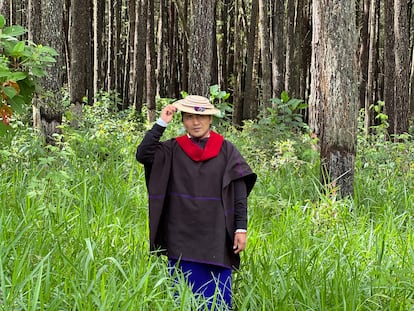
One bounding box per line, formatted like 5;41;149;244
233;179;248;254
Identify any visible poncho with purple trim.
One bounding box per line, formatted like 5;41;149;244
145;135;256;269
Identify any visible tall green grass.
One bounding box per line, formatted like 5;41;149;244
1;110;414;310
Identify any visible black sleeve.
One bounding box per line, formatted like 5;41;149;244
136;123;166;164
234;178;248;230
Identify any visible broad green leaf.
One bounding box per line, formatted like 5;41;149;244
11;41;25;56
17;78;35;100
0;69;12;78
0;15;5;29
288;99;303;110
1;41;18;58
297;102;308;109
271;98;282;105
1;85;17;99
37;45;59;56
0;34;18;42
31;67;45;77
41;56;57;63
2;25;26;37
9;95;26;112
9;72;27;81
0;60;10;69
210;84;219;94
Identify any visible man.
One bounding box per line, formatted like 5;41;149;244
136;95;256;309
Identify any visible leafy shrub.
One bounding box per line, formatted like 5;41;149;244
0;15;58;133
256;91;308;135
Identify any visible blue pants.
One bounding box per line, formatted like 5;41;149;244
168;258;232;310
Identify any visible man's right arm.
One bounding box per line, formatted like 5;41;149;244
135;120;167;164
136;104;177;165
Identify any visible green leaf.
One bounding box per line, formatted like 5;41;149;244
0;34;17;42
2;25;26;37
1;85;17;99
288;99;303;110
9;95;26;112
37;45;59;55
0;121;10;135
41;56;57;63
271;98;282;106
210;84;220;95
11;41;25;56
0;69;12;78
9;72;27;81
0;15;5;29
31;67;45;77
281;91;290;103
17;78;35;100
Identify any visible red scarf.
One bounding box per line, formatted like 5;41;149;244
176;131;224;162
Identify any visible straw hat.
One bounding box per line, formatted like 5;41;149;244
173;95;220;115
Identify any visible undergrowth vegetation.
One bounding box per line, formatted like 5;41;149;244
1;96;414;310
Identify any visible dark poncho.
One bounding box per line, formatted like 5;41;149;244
141;130;256;269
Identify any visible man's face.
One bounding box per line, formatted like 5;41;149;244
182;113;213;139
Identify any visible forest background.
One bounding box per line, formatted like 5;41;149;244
1;0;414;309
0;0;413;196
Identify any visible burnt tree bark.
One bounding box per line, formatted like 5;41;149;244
310;0;358;198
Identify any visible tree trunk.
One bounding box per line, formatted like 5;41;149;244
410;32;414;115
211;0;219;87
226;0;234;98
134;0;147;112
106;1;114;92
232;0;243;126
258;0;272;109
364;0;379;134
130;0;139;109
122;0;134;107
297;0;311;101
271;0;285;98
69;0;91;127
410;0;414;114
393;0;410;137
383;0;395;137
5;0;15;24
14;0;25;26
93;0;105;100
114;0;122;101
219;0;231;92
166;1;174;96
242;0;259;120
28;0;41;49
359;0;369;113
188;0;216;96
156;0;166;97
310;0;358;198
146;0;156;121
28;0;41;130
181;0;189;95
0;0;11;24
38;0;65;144
285;0;296;97
272;0;285;98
